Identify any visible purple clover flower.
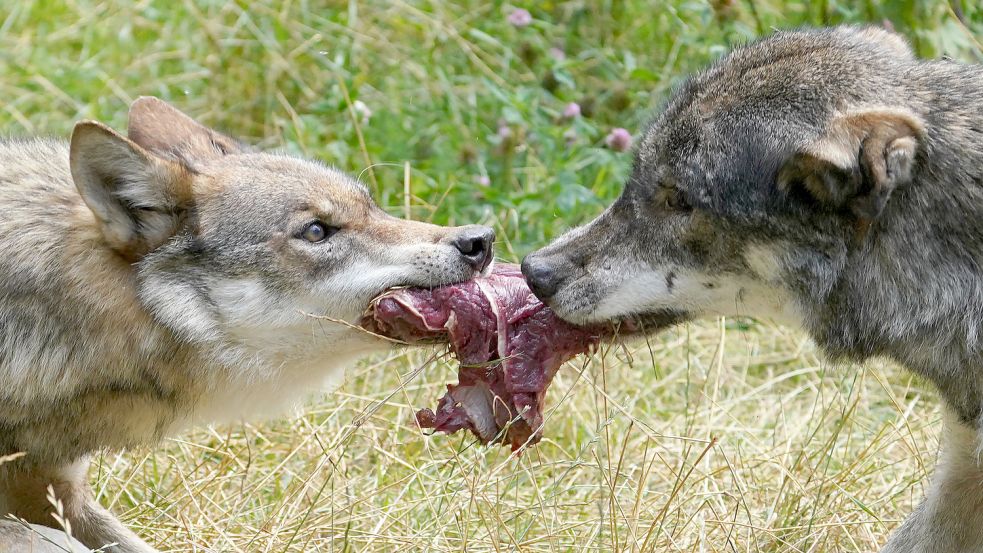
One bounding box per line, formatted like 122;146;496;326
507;8;532;27
605;128;632;152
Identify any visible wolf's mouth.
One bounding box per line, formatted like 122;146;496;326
373;265;489;307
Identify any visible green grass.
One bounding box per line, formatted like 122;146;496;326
2;1;981;551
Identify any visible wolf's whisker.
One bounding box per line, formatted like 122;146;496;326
300;310;411;345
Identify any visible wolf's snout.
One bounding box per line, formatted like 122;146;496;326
521;254;562;302
451;225;495;272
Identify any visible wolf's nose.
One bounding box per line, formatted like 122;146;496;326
521;254;561;302
452;225;495;272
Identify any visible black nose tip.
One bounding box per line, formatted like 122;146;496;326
521;254;560;301
452;225;495;272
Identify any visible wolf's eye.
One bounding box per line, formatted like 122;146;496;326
300;222;335;243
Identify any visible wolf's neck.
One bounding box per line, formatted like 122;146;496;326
813;66;983;422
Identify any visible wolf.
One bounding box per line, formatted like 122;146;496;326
522;26;983;552
0;97;494;552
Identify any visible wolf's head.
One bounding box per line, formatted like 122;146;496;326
69;97;494;368
523;26;926;332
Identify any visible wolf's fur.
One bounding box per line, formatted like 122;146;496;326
0;98;494;552
523;26;983;551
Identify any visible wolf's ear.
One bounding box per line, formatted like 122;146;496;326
778;109;923;224
70;121;194;260
127;96;246;164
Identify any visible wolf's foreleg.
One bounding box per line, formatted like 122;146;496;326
882;414;983;553
71;496;159;553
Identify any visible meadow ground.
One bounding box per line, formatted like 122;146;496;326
2;1;982;551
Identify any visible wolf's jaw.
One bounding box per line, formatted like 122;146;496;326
543;301;687;337
616;310;689;335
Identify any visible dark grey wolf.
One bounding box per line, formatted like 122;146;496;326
0;97;494;552
522;26;983;552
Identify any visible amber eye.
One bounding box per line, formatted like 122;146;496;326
664;188;691;211
300;222;335;243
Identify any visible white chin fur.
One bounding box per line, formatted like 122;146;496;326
591;266;804;329
186;341;383;428
174;269;401;428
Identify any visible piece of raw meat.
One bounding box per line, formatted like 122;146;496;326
361;263;604;451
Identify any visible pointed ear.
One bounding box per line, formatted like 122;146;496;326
127;96;246;164
778;108;923;224
70;121;194;260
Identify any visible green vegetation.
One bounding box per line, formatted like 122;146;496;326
1;1;980;551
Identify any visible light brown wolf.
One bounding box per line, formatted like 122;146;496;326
0;97;494;552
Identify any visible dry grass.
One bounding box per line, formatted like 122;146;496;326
3;1;976;551
91;321;940;552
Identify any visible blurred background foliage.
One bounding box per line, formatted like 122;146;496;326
0;1;980;260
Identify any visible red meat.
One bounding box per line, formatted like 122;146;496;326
362;263;604;450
